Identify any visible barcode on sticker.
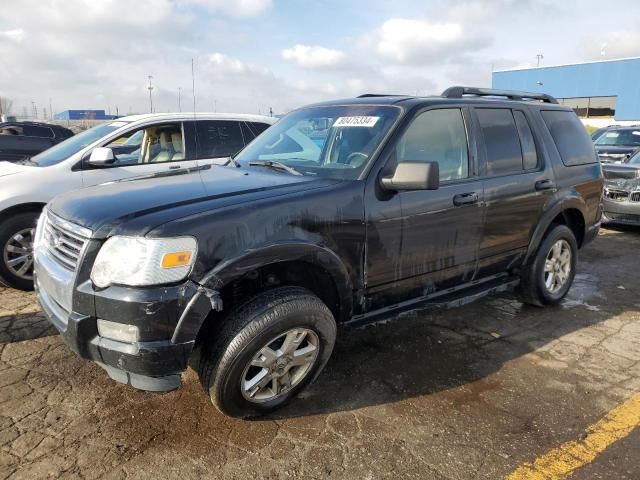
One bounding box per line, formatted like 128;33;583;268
334;116;380;127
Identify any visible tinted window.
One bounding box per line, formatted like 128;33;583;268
513;111;538;170
195;120;244;158
541;110;597;166
476;108;523;175
397;108;469;181
24;125;53;138
248;122;270;136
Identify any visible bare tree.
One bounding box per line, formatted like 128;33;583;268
0;97;14;116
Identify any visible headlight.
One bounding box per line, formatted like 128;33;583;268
91;236;197;288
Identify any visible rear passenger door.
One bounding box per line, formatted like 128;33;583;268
192;120;247;166
473;107;555;276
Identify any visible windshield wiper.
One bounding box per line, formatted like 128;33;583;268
248;160;302;176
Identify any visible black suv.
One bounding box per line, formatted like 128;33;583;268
33;87;603;418
0;121;74;162
592;125;640;163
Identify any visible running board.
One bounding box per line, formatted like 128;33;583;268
347;275;521;328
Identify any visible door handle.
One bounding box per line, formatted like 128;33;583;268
453;192;479;206
168;165;181;170
535;179;555;191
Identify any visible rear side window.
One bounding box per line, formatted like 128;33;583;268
194;120;245;158
476;108;523;175
248;122;270;136
541;110;597;166
513;111;538;170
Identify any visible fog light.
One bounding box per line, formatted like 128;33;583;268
97;319;139;343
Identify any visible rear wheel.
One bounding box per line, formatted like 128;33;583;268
0;212;39;290
520;224;577;306
198;286;337;418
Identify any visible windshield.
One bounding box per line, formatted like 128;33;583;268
234;105;401;179
595;129;640;147
30;122;128;166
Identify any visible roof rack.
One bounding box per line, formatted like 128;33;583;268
442;86;558;104
357;93;405;98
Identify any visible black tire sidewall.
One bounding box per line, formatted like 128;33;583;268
0;212;39;290
207;288;336;418
532;225;577;305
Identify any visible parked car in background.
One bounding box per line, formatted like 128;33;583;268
0;121;74;162
592;125;640;163
602;150;640;225
0;112;275;289
34;87;602;418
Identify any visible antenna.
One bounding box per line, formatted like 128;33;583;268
147;75;154;113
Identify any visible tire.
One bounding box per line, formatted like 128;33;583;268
0;212;39;290
520;224;578;307
198;286;337;418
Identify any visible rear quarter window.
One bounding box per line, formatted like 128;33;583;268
541;110;597;166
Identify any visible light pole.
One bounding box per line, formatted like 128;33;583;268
536;54;544;67
178;87;182;112
147;75;154;113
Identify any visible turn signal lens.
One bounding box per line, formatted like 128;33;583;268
161;251;193;269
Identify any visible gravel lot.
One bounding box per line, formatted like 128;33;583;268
1;227;639;479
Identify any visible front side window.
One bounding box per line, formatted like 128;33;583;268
396;108;469;182
195;121;245;159
234;105;401;179
24;125;53;138
102;122;185;166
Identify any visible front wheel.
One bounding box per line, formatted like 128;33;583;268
0;212;39;290
520;224;578;306
198;287;337;418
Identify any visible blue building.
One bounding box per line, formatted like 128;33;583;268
492;57;640;122
54;109;116;120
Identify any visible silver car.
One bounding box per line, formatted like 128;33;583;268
602;151;640;226
0;113;275;289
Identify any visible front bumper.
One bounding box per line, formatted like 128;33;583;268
602;197;640;226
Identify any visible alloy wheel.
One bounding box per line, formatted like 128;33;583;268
2;228;35;281
241;328;320;403
543;239;572;294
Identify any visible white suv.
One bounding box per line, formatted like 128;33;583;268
0;112;275;289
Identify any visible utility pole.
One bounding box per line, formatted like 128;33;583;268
269;107;273;117
178;87;182;112
49;98;53;119
147;75;154;113
31;101;38;120
536;54;544;67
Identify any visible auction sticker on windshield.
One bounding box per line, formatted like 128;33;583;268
334;116;380;127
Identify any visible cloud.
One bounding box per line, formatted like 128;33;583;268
581;31;640;60
179;0;272;17
282;44;347;68
0;29;24;42
373;18;491;64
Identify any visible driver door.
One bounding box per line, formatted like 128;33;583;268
81;122;198;186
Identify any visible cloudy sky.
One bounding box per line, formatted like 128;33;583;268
1;0;640;117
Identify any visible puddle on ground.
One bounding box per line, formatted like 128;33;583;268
562;273;605;311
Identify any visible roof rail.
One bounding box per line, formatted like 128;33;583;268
357;93;405;98
442;86;558;104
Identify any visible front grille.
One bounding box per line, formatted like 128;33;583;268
42;213;91;271
631;192;640;202
604;189;629;202
605;212;640;223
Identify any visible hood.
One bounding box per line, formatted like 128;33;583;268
596;146;640;163
49;164;338;237
0;160;30;178
602;163;640;180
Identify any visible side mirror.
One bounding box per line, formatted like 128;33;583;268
87;147;115;167
380;161;439;191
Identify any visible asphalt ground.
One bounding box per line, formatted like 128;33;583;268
1;226;639;479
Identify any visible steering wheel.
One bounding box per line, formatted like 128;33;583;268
344;151;369;165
